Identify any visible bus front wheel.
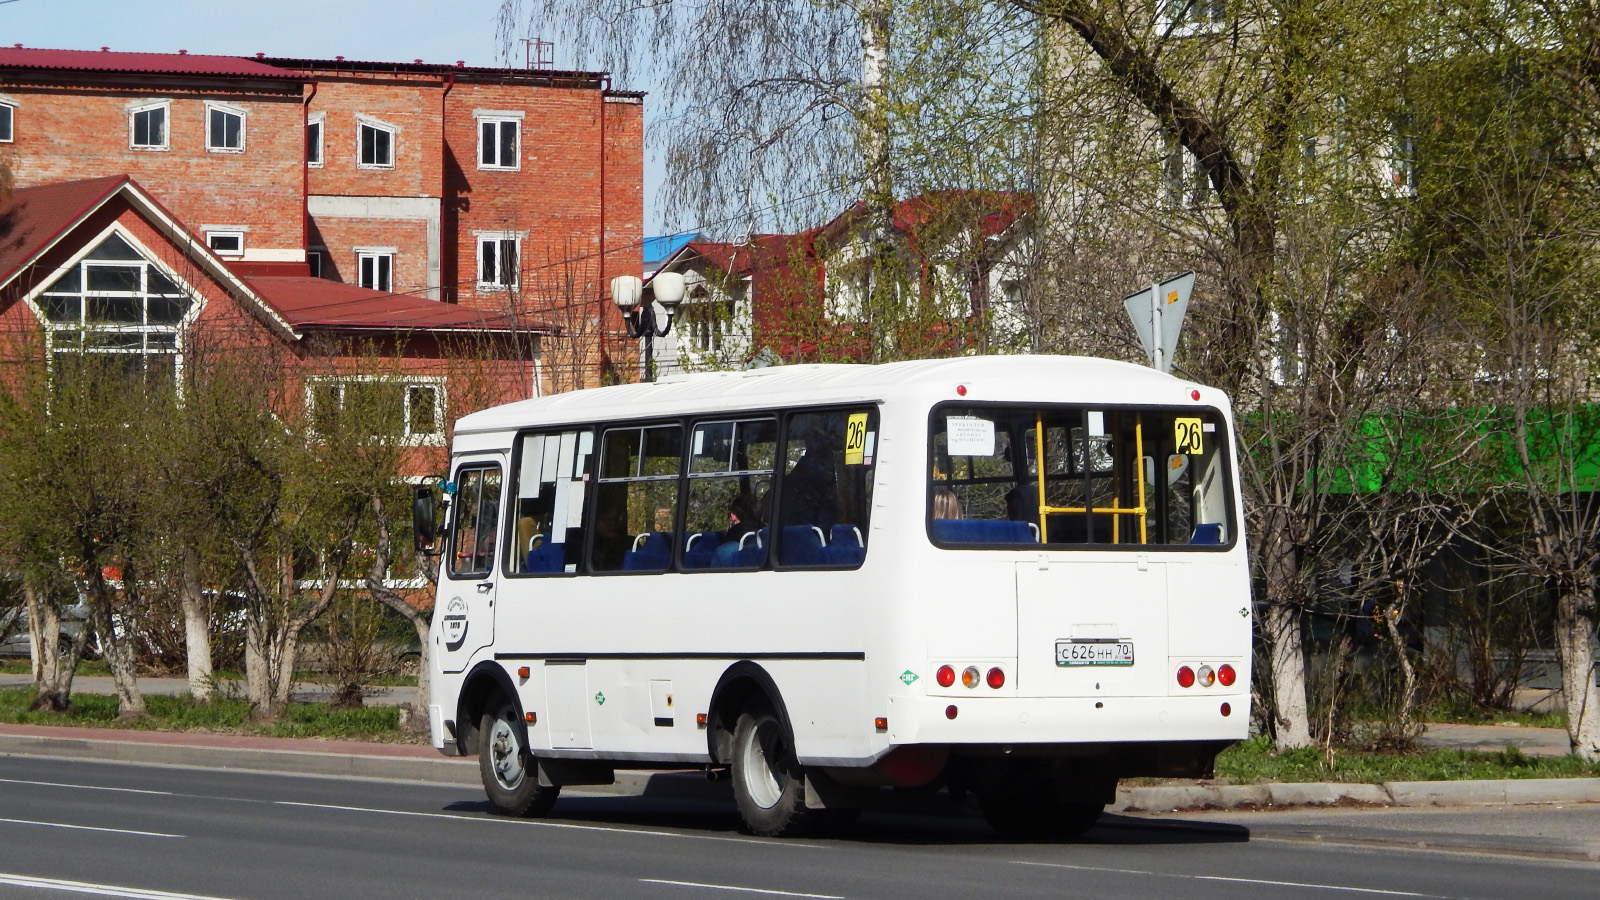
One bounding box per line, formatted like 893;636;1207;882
731;704;815;837
479;701;560;817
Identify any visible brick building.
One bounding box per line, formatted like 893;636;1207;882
0;46;644;400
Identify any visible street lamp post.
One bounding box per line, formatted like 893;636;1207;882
611;272;686;382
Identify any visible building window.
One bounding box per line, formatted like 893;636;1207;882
307;377;445;445
478;118;520;169
357;250;394;292
1161;0;1227;35
476;234;520;289
206;231;245;257
307;250;323;278
306;119;323;167
36;230;196;384
130;102;168;151
358;119;395;168
206;103;245;152
0;102;13;143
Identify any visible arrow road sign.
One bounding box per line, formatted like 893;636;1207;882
1123;271;1194;373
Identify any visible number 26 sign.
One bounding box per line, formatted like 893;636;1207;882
1174;417;1204;455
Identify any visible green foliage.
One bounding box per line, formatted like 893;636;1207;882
0;687;407;741
1214;734;1600;783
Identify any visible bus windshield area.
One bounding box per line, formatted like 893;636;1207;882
928;404;1233;548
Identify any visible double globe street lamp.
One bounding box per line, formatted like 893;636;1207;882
611;271;686;382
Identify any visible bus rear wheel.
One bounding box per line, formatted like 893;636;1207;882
731;704;817;837
479;700;560;817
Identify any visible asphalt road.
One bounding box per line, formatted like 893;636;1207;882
1;756;1596;900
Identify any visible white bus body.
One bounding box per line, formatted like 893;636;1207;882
426;355;1251;836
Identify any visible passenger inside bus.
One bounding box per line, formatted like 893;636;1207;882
712;492;763;567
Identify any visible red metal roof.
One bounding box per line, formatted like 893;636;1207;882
246;277;554;334
0;47;303;79
0;175;132;283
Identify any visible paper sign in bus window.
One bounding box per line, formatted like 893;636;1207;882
845;412;869;465
1174;417;1205;455
946;415;996;457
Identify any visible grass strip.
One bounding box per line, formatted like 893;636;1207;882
0;687;414;743
1213;734;1600;783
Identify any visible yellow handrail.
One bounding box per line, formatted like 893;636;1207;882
1034;412;1148;545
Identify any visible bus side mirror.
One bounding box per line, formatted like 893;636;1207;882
413;485;440;554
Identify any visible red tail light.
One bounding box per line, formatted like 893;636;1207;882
1218;663;1237;687
945;705;958;720
1221;702;1232;717
1176;665;1195;688
986;667;1005;689
936;665;955;687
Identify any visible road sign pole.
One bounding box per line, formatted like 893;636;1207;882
1149;282;1162;371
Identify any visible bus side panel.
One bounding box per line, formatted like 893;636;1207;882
1167;558;1253;660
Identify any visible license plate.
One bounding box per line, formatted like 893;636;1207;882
1056;640;1134;667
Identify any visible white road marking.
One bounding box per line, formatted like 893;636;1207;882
0;777;174;797
0;818;180;839
641;879;844;899
0;872;232;899
1012;861;1442;898
274;800;823;848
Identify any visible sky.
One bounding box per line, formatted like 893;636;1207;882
1;0;672;234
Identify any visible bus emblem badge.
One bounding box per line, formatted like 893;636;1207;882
899;670;919;685
442;597;468;651
595;691;606;706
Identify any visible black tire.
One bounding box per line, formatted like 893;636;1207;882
479;699;560;817
730;704;817;837
977;763;1103;839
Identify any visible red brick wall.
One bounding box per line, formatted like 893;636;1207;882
0;78;307;254
305;72;444;199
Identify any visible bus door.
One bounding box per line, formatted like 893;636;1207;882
437;458;506;674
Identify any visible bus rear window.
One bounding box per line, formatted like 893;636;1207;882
929;405;1233;548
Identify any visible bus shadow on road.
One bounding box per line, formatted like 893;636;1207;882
441;796;1250;846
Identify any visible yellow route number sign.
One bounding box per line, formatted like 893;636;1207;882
844;413;869;465
1174;417;1204;455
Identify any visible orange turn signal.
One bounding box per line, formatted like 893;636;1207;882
524;711;537;724
874;717;888;731
696;713;708;728
517;666;531;679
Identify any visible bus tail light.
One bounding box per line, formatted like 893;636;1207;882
986;667;1005;689
1197;665;1216;688
945;705;958;720
961;666;981;689
1221;702;1232;717
936;665;955;687
1218;663;1237;687
1176;665;1195;688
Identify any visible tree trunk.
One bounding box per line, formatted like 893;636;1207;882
25;580;80;712
1554;581;1600;760
1259;526;1313;749
180;546;213;701
85;574;145;720
860;0;896;360
244;613;281;719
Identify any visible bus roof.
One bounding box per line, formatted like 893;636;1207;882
454;355;1222;437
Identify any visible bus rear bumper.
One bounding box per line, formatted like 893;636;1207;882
881;694;1248;749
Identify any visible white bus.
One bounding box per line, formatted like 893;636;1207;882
418;355;1251;837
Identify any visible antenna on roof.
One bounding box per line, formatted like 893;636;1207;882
522;38;554;70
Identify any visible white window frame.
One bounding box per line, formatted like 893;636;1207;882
205;230;246;258
129;101;170;152
475;110;524;171
304;374;446;447
475;231;523;290
0;98;14;144
357;116;397;169
205;101;246;153
355;247;396;292
306;113;325;168
1160;0;1227;37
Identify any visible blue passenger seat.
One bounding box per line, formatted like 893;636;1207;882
525;540;566;573
779;525;829;567
930;519;1037;544
623;532;674;570
735;528;769;567
826;524;867;566
1190;523;1224;544
681;532;720;569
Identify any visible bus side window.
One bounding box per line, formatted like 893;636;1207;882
509;428;592;575
591;424;683;573
776;408;876;568
449;466;502;578
683;418;776;570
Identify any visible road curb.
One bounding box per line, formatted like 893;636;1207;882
3;729;1598;810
